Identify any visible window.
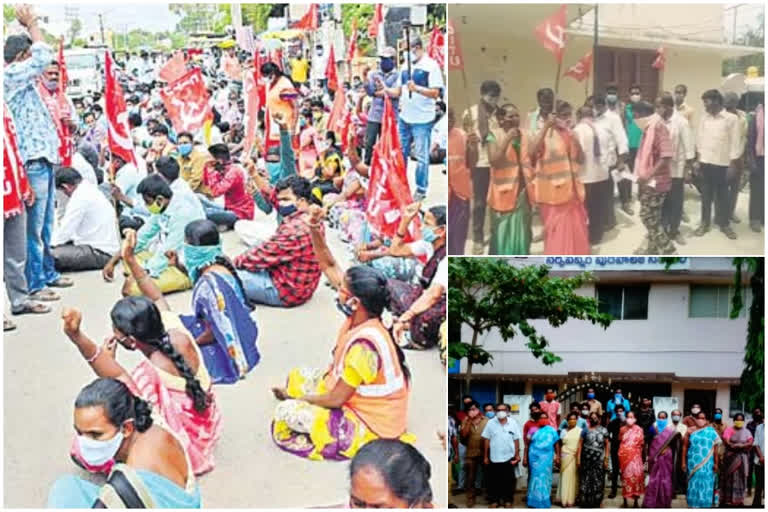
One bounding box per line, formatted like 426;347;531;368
689;285;749;318
596;285;649;320
729;385;746;418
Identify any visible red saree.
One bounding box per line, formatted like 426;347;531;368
618;424;646;498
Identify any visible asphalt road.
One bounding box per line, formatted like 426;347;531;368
3;162;449;508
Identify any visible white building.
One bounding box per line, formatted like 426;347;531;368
450;257;752;420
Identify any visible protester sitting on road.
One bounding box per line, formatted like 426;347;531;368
47;378;202;508
201;143;255;230
233;174;321;308
51;167;119;272
348;439;434;508
176;131;213;197
271;265;412;461
60;288;222;476
110;153;149;232
103;173;205;297
154;156;206;221
123;221;260;385
310;153;343;206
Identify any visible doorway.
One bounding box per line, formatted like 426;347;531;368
684;389;717;418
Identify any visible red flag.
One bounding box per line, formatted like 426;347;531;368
253;46;267;115
242;70;260;159
159;68;213;133
4;105;32;219
105;51;137;166
294;4;318;31
368;4;383;38
534;5;568;63
57;39;74;166
427;25;445;70
325;44;339;92
366;97;420;242
326;84;346;135
446;19;464;70
563;51;593;82
652;47;666;70
158;51;187;83
347;19;358;62
340;110;353;152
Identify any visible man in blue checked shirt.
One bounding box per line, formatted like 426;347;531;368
4;5;74;303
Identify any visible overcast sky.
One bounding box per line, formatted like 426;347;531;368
39;4;180;37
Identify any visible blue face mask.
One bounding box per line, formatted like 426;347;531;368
335;294;355;317
182;243;223;283
278;204;297;218
485;411;495;419
615;394;623;403
657;419;668;431
178;143;193;157
422;226;438;243
714;413;723;421
587;393;595;400
380;57;395;73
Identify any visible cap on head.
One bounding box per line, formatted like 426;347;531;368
379;46;396;58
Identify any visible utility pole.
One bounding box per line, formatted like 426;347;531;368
98;13;105;45
732;5;738;44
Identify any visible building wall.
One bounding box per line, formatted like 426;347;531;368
586;4;723;43
449;5;725;126
459;281;747;378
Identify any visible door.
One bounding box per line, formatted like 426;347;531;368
595;46;660;103
684;389;717;418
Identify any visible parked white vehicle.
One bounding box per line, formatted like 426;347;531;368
63;48;105;99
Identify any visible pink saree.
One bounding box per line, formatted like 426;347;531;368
618;425;646;498
539;197;590;255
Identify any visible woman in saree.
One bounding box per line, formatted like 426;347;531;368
298;109;319;179
525;411;561;508
579;411;609;508
62;234;222;476
643;411;680;508
48;378;201;508
683;411;721;508
270;263;413;461
557;412;583;507
530;100;590;255
720;412;754;506
618;410;645;508
323;139;369;246
485;103;534;255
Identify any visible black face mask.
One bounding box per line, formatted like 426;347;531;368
214;161;228;171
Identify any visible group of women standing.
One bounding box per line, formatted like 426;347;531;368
521;409;757;508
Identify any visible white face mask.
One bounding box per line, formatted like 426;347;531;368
496;411;508;420
77;429;125;466
630;94;641;103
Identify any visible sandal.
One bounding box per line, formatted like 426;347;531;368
48;276;74;288
11;301;52;315
4;318;16;332
29;289;60;302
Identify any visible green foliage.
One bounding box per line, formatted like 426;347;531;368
663;256;764;413
723;12;764;76
341;4;375;57
427;4;446;29
170;4;227;34
242;4;274;33
4;4;15;23
68;18;82;45
448;258;612;385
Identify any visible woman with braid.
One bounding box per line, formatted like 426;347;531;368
61;232;222;476
126;219;260;386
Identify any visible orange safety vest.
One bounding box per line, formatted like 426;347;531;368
487;128;534;213
325;318;410;439
266;76;297;142
533;128;585;206
448;127;472;200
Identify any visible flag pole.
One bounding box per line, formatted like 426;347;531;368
405;23;412;98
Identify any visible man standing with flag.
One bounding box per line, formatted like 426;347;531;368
364;46;400;165
396;34;444;201
4;5;74;302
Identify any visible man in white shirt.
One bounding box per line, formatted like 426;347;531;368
723;92;748;225
51;167;119;272
694;89;742;240
461;80;501;255
394;35;444;201
593;93;629;231
481;403;522;507
574;105;612;245
657;93;695;245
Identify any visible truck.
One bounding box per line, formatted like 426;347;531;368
63;47;107;99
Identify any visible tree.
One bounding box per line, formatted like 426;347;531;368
341;4;375;56
449;258;612;390
68;18;82;46
242;4;275;33
723;13;764;76
663;257;764;412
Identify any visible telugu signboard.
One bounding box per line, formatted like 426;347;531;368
541;256;691;272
